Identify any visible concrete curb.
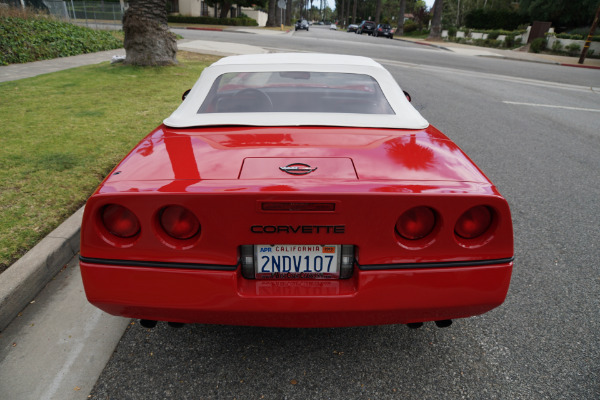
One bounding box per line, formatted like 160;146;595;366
478;54;559;65
559;63;600;70
186;27;224;31
413;41;453;51
0;206;84;331
395;37;452;51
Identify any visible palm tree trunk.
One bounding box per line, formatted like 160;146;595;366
345;0;350;27
286;0;292;25
427;0;443;41
219;1;232;18
123;0;177;66
266;0;277;27
374;0;382;26
396;0;406;36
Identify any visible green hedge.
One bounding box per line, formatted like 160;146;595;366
0;15;122;65
530;37;546;53
402;20;418;33
555;32;600;42
167;15;258;26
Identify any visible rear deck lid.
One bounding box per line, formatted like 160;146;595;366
239;158;357;179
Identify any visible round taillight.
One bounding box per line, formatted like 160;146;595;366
455;206;493;239
101;204;140;238
160;205;200;240
396;206;436;240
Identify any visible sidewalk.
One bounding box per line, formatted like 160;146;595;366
0;49;126;83
178;38;268;56
397;36;600;69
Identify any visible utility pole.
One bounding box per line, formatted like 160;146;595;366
578;4;600;65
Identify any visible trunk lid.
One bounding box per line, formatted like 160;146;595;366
101;125;489;191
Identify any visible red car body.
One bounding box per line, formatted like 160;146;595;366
80;54;513;328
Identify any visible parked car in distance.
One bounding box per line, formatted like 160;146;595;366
79;53;514;329
356;20;376;35
295;19;309;31
374;23;394;38
330;23;337;30
347;23;358;32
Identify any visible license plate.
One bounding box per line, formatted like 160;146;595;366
254;245;340;279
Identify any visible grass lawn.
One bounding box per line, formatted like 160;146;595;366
0;51;221;273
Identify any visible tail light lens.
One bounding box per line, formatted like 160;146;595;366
159;205;200;240
101;204;140;238
455;206;493;239
396;206;436;240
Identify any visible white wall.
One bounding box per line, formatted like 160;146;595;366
547;36;600;53
241;8;267;27
179;0;202;17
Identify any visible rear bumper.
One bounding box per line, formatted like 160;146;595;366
80;260;512;327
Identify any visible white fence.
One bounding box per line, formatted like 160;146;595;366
443;27;600;55
546;36;600;54
443;29;525;45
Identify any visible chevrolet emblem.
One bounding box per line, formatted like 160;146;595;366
279;163;318;175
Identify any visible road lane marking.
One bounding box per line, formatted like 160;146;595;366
379;59;600;94
502;101;600;112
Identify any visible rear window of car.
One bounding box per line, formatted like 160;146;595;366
197;71;395;115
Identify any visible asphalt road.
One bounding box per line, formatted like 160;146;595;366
88;27;600;399
177;25;600;87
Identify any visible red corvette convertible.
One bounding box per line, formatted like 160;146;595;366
80;53;513;328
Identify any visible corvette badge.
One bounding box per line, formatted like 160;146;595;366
279;163;318;175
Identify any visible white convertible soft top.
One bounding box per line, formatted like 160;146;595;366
163;53;429;129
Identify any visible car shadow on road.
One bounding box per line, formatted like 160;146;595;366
89;320;499;399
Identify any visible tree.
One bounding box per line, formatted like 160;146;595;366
413;1;430;30
286;0;293;25
428;0;443;40
339;0;346;26
396;0;406;35
219;1;232;18
374;0;382;25
441;0;514;28
519;0;600;28
346;0;351;25
122;0;177;66
266;0;277;26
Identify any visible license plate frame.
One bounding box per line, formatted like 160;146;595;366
254;245;341;279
